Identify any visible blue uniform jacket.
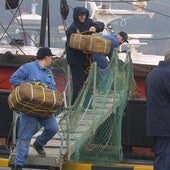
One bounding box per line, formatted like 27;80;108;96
9;60;57;90
146;61;170;137
93;34;119;69
103;34;119;58
66;7;104;65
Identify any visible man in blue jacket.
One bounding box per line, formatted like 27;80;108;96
66;6;104;104
10;47;59;170
146;49;170;170
93;31;128;70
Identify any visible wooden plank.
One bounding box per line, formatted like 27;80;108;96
67;128;92;157
10;154;60;167
28;147;61;156
31;135;63;140
95;92;115;97
32;129;64;138
28;146;67;156
30;139;66;148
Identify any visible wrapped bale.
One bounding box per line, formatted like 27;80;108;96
8;82;62;118
69;33;111;54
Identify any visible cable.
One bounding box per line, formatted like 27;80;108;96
0;22;26;55
77;0;170;18
124;1;170;18
18;5;28;45
0;0;22;40
3;0;39;47
9;2;39;47
153;1;170;7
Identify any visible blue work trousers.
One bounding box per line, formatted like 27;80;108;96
153;136;170;170
93;53;109;70
15;113;59;166
93;53;111;91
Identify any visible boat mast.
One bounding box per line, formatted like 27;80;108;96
39;0;50;47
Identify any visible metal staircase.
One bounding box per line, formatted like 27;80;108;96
9;90;122;169
9;51;132;169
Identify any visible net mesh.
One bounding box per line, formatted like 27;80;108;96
60;49;135;164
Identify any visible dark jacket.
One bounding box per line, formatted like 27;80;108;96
146;61;170;137
66;7;104;65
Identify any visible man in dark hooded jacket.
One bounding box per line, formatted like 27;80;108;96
66;6;104;104
146;49;170;170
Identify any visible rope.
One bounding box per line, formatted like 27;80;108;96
0;22;26;55
0;0;22;40
5;0;39;47
124;0;170;18
76;97;93;128
1;0;41;61
152;1;170;7
5;117;13;150
18;6;28;46
85;54;93;75
9;83;58;117
60;0;69;34
61;17;68;34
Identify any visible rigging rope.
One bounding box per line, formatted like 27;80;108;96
153;1;170;7
77;0;170;18
0;22;26;55
124;1;170;18
3;0;39;47
0;0;23;41
18;6;28;46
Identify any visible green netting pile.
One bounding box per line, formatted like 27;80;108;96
60;49;135;164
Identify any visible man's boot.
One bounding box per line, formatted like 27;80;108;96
33;140;46;156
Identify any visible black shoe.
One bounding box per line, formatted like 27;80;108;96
11;165;23;170
33;140;46;156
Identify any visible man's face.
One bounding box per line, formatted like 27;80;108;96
78;13;86;23
45;56;52;67
117;34;124;45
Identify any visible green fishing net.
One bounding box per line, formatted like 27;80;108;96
60;49;135;164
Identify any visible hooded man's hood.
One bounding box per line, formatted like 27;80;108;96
73;7;89;25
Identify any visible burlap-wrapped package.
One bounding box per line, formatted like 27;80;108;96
8;83;62;118
69;33;111;54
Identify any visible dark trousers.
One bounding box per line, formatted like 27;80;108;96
70;65;89;105
153;136;170;170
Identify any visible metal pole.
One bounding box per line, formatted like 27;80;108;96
113;49;118;112
66;65;71;160
12;111;19;152
47;0;51;47
92;63;97;135
39;0;48;47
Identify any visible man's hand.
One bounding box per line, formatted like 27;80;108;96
89;26;96;33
